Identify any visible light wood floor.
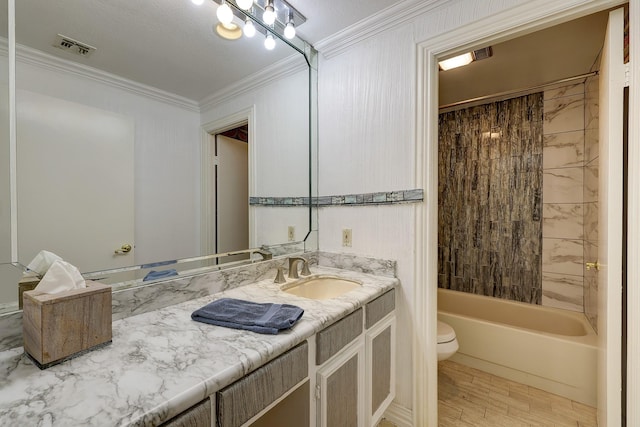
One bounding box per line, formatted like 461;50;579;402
438;360;598;427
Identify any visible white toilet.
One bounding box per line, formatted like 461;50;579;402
437;320;459;361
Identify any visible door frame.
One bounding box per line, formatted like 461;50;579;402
414;1;635;425
200;106;256;256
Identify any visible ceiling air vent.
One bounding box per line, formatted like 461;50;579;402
472;46;493;61
53;34;96;57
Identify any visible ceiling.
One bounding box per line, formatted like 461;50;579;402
5;0;398;103
3;2;615;106
439;9;612;107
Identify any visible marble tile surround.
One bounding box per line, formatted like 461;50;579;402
541;80;599;320
542;167;584;204
0;251;396;352
541;84;585;312
583;73;599;331
542;131;584;169
542;204;584;239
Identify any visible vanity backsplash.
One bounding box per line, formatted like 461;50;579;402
0;251;396;352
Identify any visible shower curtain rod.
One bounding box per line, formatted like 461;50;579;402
439;71;599;111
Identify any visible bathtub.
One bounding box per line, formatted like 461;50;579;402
438;288;597;406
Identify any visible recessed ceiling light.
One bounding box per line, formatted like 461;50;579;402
439;52;474;71
215;22;243;40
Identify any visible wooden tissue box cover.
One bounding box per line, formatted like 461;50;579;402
22;281;112;369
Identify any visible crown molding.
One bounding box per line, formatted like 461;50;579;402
199;53;307;112
3;38;307;114
9;41;199;112
314;0;449;59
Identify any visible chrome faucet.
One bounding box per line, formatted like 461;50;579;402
288;256;311;279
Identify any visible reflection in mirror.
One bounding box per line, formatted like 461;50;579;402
0;0;317;313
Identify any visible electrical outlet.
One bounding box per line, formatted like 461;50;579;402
288;226;295;242
342;228;352;247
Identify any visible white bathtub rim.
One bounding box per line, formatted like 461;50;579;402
437;288;597;340
438;309;598;347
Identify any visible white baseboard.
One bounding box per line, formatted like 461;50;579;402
383;401;413;427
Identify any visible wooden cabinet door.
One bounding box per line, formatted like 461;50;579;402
366;315;396;427
316;339;364;427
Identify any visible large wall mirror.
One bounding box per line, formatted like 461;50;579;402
0;0;317;312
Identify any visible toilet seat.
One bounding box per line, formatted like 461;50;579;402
437;320;456;344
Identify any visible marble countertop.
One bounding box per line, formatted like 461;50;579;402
0;266;397;426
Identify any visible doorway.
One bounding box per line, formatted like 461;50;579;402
214;126;249;263
414;2;631;426
200;107;256;261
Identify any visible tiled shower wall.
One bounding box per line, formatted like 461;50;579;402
439;85;599;314
438;94;544;304
541;83;587;312
584;75;599;330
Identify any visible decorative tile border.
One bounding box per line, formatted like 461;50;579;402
250;189;424;207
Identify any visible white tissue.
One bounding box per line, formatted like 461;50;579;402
34;260;87;294
26;250;63;277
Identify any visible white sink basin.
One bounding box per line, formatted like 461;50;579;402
282;275;362;300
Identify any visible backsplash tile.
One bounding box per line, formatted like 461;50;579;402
0;251;398;352
317;252;396;277
249;189;424;207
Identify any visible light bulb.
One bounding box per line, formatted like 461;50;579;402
263;3;276;26
438;52;474;70
264;33;276;50
216;1;234;25
284;22;295;39
243;19;256;38
236;0;253;10
191;0;205;5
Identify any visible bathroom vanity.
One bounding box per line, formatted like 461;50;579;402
0;263;397;427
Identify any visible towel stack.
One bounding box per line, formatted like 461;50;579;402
191;298;304;335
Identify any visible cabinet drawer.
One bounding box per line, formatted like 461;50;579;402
161;398;211;427
365;290;395;329
216;342;308;427
316;309;363;365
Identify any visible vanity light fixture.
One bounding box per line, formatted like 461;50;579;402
216;0;234;25
264;32;276;50
263;0;276;25
283;12;295;39
243;18;256;37
236;0;254;10
196;0;306;50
